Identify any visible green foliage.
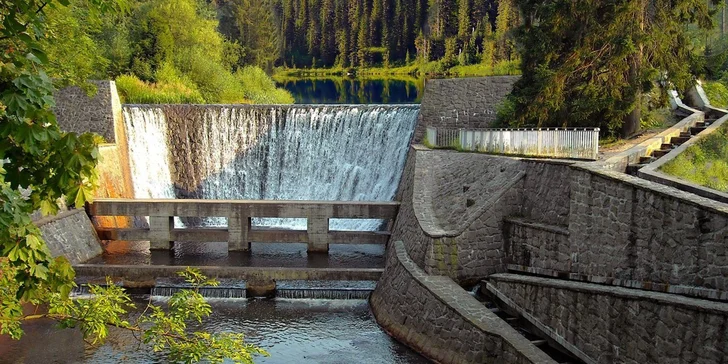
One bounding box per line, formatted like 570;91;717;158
1;2;267;362
116;74;205;104
237;66;295;104
505;0;713;137
702;80;728;108
661;122;728;192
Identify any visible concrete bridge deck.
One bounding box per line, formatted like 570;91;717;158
87;198;399;253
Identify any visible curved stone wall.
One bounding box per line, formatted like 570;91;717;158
390;146;526;284
370;241;555;364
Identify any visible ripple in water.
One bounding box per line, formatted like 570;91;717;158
0;298;428;364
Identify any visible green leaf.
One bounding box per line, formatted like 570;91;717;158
40;200;56;216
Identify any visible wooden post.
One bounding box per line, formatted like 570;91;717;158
228;207;251;251
149;215;173;250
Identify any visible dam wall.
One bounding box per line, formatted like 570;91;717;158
372;76;728;363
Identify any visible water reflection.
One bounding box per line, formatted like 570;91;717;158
277;78;424;104
0;298;428;363
91;241;385;268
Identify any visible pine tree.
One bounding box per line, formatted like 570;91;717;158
507;0;713;136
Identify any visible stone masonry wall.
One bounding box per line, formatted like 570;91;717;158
568;165;728;293
36;209;102;264
489;274;728;364
370;241;555;364
58;80;134;229
414;76;519;142
389;146;525;284
54;81;118;142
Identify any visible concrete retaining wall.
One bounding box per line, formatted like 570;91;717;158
370;241;555;364
488;274;728;364
36;209;102;264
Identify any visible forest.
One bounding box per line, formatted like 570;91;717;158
40;0;294;104
220;0;520;72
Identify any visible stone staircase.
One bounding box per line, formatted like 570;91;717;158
625;116;714;175
471;285;585;364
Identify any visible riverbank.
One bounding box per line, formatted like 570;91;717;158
273;60;521;80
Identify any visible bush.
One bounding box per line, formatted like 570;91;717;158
115;74;205;104
702;80;728;109
236;66;295;104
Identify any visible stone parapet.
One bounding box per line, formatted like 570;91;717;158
36;209;102;264
370;241;555;364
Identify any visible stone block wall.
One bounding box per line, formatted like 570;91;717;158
36;209;102;264
414;76;519;142
568;165;728;293
488;274;728;364
370;241;555;364
504;218;570;272
53;81;118;143
55;80;134;229
389;146;526;284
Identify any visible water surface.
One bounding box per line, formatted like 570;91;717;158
276;78;424;104
0;298;428;363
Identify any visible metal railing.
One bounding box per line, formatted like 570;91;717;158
425;127;600;160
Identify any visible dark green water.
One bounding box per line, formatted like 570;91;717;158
276;78;424;104
0;298;427;363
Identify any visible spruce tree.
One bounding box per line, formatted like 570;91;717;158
507;0;713;137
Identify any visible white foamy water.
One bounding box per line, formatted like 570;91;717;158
123;104;418;230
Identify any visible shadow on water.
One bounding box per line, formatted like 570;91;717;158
277;77;424;104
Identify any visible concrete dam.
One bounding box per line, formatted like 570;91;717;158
28;77;728;364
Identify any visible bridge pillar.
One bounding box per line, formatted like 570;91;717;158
228;208;251;251
149;216;174;250
307;215;329;253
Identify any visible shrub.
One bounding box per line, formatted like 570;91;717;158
115;74;205;104
236;66;295;104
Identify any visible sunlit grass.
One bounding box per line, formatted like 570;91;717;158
660;122;728;193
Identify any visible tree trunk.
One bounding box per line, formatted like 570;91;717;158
621;100;641;138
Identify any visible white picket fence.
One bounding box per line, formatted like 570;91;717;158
425;127;600;160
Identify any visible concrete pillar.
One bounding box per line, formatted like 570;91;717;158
307;215;329;253
228;208;251;251
149;216;173;250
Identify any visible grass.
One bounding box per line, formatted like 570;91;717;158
660;121;728;193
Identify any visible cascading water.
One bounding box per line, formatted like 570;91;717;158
122;104;418;231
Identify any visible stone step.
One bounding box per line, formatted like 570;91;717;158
660;143;674;150
651;149;671;158
639;156;655;164
626;164;645;175
690;126;707;135
696;121;706;128
671;136;691;145
680;131;692;138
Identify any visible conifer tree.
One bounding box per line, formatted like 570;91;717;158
506;0;713;137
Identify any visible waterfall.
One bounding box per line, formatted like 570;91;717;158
122;104;418;230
